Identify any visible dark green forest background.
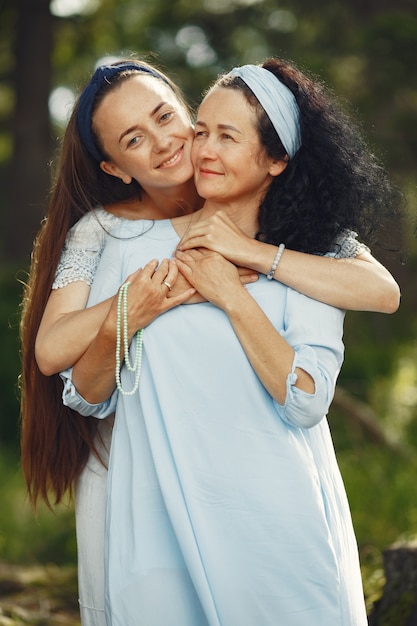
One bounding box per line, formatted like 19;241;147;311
0;0;417;621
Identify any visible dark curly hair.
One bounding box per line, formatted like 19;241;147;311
216;57;402;254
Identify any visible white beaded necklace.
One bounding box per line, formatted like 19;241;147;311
115;282;143;396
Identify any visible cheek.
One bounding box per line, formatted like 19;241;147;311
191;141;200;166
175;114;194;140
184;121;195;138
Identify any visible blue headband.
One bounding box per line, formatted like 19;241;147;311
228;65;301;159
77;62;171;162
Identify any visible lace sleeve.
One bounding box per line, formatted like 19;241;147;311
52;209;121;289
329;230;370;259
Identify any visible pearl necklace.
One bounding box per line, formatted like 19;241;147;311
115;282;143;396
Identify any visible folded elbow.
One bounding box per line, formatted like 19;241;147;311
36;358;57;377
35;341;60;377
381;281;401;314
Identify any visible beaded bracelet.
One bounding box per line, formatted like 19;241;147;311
266;243;285;280
115;282;143;396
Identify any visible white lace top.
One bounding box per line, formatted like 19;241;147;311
52;207;369;289
332;233;369;258
52;208;122;289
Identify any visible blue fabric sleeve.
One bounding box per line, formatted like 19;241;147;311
60;368;118;418
273;289;345;429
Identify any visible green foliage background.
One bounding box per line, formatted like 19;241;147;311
0;0;417;619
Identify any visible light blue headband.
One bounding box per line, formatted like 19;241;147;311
228;65;301;159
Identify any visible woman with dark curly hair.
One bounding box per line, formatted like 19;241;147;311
60;58;401;624
177;57;400;260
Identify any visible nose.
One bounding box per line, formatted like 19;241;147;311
152;129;172;153
194;135;217;161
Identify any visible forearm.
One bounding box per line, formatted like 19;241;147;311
36;290;114;376
71;258;195;403
223;287;314;404
177;211;399;313
248;243;400;313
71;308;120;404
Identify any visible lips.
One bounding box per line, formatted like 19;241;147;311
198;167;223;176
156;146;183;169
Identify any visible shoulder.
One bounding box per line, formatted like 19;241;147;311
111;217;174;242
52;209;123;289
65;208;122;249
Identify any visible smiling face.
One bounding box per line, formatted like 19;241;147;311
191;87;286;208
93;74;195;191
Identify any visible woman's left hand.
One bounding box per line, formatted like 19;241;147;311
177;210;256;268
175;248;245;310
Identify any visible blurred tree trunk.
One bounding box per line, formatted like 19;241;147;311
368;542;417;625
6;0;53;266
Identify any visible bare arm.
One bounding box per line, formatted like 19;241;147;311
71;259;195;404
36;267;257;377
35;282;115;376
175;248;315;404
39;209;398;378
177;210;400;314
266;248;399;314
36;208;122;377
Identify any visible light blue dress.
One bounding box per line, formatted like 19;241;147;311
62;218;368;626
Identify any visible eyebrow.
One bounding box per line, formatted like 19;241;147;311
118;101;168;143
195;120;242;134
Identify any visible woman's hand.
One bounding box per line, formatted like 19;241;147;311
177;210;257;268
167;267;206;304
175;248;246;310
71;257;194;404
122;258;195;335
170;251;258;305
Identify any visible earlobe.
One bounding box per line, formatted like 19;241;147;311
100;161;133;185
269;158;288;177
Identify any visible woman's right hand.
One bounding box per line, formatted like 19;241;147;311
122;258;195;335
71;258;194;404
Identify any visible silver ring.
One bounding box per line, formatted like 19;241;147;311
163;280;172;291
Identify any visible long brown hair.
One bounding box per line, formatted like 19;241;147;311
20;60;187;507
